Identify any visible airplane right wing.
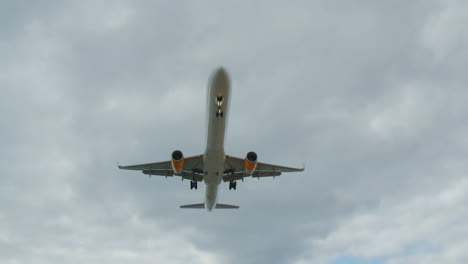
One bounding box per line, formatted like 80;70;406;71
118;154;205;181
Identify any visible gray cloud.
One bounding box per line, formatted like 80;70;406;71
1;0;468;263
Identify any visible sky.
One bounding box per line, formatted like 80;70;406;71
1;0;468;263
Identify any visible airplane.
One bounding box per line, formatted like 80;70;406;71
118;67;304;211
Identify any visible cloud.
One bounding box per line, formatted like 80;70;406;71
296;177;468;264
1;0;467;264
421;0;468;63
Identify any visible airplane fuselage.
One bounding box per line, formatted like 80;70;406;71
203;68;230;211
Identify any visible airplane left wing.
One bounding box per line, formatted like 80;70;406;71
118;154;205;181
223;155;303;182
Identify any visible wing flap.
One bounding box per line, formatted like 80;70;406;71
223;171;282;182
181;172;204;182
142;170;204;181
142;169;174;177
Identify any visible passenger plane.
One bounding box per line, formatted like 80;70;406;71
119;67;304;211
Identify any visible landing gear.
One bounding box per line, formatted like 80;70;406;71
229;180;237;190
190;180;198;190
216;96;224;118
216;109;223;118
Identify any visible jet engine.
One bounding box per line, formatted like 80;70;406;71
244;151;258;175
171;150;185;174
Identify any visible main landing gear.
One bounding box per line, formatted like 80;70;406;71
229;180;237;190
190;180;198;190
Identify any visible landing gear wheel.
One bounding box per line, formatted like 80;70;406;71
190;180;198;190
216;106;223;118
229;181;237;190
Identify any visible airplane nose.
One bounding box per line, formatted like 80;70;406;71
216;67;227;76
214;67;228;80
212;67;229;88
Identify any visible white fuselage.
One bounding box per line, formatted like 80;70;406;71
203;68;230;211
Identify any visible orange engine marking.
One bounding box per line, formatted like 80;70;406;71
171;158;185;174
244;159;257;174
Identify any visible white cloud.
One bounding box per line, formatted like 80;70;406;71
421;0;468;63
1;1;468;264
365;81;446;142
296;177;468;264
18;215;225;264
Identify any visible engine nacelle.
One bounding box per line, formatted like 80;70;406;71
244;151;258;175
171;150;185;174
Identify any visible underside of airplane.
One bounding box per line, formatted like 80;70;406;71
119;67;304;211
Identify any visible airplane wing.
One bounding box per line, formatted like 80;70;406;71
223;155;303;182
118;154;205;182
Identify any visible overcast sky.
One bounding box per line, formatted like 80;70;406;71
1;1;468;263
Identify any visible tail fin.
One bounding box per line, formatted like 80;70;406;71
179;203;239;209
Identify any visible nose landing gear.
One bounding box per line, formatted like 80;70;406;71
216;96;224;118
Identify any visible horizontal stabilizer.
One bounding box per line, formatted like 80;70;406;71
215;203;239;209
180;203;205;209
179;203;239;209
